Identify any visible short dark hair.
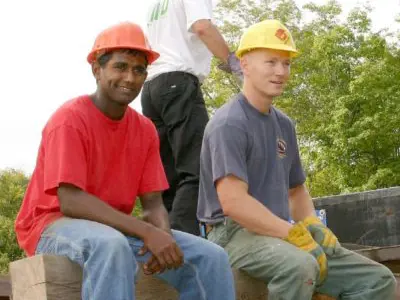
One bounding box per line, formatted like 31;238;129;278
97;49;148;67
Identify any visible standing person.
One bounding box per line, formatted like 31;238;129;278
197;19;396;300
14;22;235;300
141;0;242;235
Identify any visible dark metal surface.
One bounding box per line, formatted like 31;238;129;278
314;187;400;247
356;245;400;262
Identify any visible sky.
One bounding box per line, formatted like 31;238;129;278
0;0;399;174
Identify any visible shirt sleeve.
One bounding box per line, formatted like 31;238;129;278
43;125;88;195
289;126;306;188
207;124;249;184
182;0;213;31
138;124;169;195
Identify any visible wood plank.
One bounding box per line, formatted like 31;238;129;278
4;246;400;300
10;255;81;300
8;255;268;300
0;275;11;300
4;274;400;299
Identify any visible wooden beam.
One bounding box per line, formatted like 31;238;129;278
0;275;11;300
3;245;400;300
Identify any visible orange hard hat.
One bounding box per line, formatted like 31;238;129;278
87;22;160;65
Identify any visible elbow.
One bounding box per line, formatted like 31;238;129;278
216;176;248;218
218;194;240;217
57;187;78;216
58;196;73;216
192;19;213;37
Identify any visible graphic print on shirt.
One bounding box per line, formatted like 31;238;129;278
148;0;170;24
277;138;287;159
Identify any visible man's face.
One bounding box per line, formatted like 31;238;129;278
95;51;148;106
242;49;291;98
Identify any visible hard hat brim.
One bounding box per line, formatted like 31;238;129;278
236;44;299;58
87;46;160;65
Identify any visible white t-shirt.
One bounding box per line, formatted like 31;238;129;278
145;0;213;82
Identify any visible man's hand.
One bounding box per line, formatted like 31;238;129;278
285;222;328;285
140;227;184;275
227;52;243;84
218;52;243;85
303;216;340;257
138;246;162;275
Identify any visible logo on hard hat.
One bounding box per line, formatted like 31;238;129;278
277;138;287;158
275;29;289;43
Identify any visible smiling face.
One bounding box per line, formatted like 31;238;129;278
93;50;148;106
241;48;291;99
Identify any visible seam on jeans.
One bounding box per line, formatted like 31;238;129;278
39;233;94;300
186;261;207;300
40;232;86;257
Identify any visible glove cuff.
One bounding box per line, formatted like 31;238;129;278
284;222;307;242
303;215;323;227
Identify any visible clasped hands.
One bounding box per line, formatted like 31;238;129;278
284;216;340;286
139;227;184;275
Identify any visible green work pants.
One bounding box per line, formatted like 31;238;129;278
207;219;396;300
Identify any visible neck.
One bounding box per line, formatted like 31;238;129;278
242;81;273;114
90;90;126;120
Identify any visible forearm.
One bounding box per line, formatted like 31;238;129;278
59;189;153;240
142;205;171;233
140;191;172;234
195;22;230;63
225;194;292;238
289;184;316;222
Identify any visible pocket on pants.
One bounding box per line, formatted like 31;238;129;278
207;223;230;248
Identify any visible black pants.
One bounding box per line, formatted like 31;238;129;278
141;72;209;235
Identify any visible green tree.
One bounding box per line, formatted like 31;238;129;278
203;0;400;196
0;169;29;274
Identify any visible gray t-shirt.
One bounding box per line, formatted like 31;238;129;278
197;93;306;224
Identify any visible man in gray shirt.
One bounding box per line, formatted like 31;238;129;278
198;19;396;300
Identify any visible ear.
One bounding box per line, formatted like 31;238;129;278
91;62;101;82
240;56;250;77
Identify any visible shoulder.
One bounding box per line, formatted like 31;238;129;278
43;95;90;135
181;0;213;17
208;94;248;127
273;107;296;129
126;108;159;148
132;109;158;136
205;95;249;139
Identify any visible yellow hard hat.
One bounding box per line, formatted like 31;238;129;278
236;19;298;58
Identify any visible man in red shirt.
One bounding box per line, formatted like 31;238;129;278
14;22;235;300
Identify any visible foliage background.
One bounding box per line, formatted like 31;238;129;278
203;0;400;196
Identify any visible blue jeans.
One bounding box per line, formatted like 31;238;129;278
35;217;235;300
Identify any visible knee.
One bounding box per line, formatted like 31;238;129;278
91;229;131;259
286;251;320;281
374;264;397;292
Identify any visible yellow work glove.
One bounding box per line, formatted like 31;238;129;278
285;222;328;285
303;216;340;257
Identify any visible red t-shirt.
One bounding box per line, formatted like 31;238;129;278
15;95;169;256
